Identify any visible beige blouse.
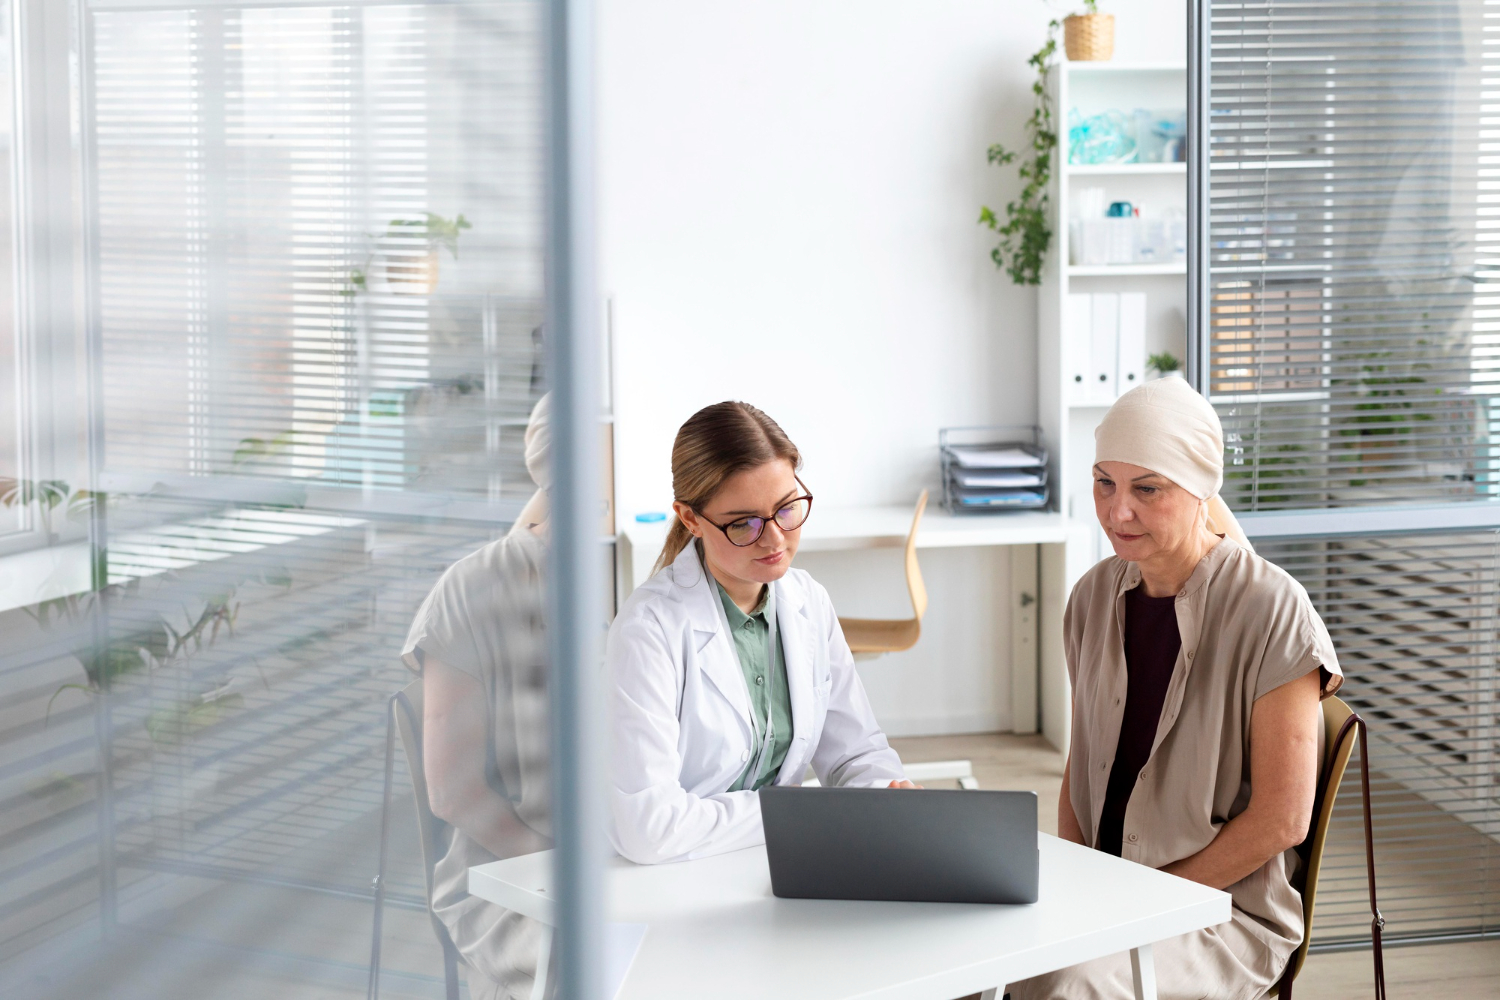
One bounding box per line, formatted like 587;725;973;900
1065;537;1343;976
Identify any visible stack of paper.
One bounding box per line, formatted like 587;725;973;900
942;441;1048;510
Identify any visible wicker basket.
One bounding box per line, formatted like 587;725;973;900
1064;13;1115;62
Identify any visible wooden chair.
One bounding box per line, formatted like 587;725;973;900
838;490;929;654
834;491;975;791
1269;695;1386;1000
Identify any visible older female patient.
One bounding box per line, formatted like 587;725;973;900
1008;378;1343;1000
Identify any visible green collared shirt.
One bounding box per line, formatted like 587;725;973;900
716;579;794;791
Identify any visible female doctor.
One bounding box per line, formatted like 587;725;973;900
607;401;912;865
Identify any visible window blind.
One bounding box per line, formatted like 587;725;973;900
1209;0;1491;512
0;0;549;979
1256;532;1499;945
1206;0;1500;947
90;1;544;503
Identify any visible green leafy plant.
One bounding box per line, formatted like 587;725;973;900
980;22;1061;286
387;212;472;260
1147;352;1181;376
1;478;103;539
37;586;242;724
342;211;472;296
232;431;297;467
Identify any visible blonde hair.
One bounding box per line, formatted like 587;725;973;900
654;402;802;574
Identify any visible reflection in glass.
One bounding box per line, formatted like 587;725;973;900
399;395;553;999
0;2;550;997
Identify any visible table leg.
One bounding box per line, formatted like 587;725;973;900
1130;944;1157;1000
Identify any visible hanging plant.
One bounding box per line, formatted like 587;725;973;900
979;20;1061;286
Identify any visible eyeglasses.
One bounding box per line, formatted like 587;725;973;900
697;488;814;547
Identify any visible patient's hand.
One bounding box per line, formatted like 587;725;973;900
887;779;923;789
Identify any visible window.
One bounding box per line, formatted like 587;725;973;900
0;0;557;987
1202;0;1500;946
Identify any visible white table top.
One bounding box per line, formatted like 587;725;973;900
618;505;1066;594
469;834;1230;1000
622;505;1065;554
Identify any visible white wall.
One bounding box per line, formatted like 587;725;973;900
599;0;1184;735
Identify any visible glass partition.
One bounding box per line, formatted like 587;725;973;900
0;0;604;995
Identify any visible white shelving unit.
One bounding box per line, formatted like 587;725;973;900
1035;60;1188;750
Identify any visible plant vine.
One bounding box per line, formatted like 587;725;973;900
979;21;1060;286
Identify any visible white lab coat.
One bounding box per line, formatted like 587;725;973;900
607;542;905;864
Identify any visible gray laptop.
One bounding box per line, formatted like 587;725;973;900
759;786;1039;904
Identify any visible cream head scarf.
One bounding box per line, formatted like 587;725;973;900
1094;376;1251;550
515;393;551;529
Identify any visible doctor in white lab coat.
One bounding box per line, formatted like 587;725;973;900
607;401;909;865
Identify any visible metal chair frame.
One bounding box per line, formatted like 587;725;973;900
369;682;462;1000
1271;696;1386;1000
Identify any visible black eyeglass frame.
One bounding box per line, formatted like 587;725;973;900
695;480;814;547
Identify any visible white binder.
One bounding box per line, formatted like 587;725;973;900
1088;293;1119;405
1067;293;1092;405
1116;292;1146;395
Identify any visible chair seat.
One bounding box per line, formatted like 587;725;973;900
839;616;921;654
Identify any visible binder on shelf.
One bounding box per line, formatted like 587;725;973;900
1117;292;1146;393
1088;293;1119;405
939;426;1050;515
1067;293;1091;405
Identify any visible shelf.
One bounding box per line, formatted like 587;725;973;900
1067;263;1186;277
1067;162;1185;176
1062;61;1186;74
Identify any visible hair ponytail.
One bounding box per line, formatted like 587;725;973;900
653;402;802;574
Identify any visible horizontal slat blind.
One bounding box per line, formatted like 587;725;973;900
1257;532;1499;945
91;1;544;503
0;0;548;977
1209;1;1495;511
1206;1;1500;950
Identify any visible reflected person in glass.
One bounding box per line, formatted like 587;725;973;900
400;393;552;1000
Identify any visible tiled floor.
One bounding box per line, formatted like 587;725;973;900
890;732;1500;1000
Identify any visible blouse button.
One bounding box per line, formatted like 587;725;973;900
1187;650;1195;659
1128;833;1139;843
741;750;750;762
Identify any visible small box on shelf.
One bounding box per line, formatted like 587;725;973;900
939;426;1051;515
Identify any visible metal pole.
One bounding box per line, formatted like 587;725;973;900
1186;0;1211;393
73;2;118;938
544;0;605;996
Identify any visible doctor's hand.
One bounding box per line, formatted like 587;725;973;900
887;779;923;789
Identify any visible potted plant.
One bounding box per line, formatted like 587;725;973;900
1147;352;1182;378
1064;1;1114;62
980;20;1060;285
381;212;471;295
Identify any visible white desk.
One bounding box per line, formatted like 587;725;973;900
469;834;1230;1000
618;506;1066;590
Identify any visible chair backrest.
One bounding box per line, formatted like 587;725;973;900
904;490;929;621
391;679;462;953
1280;695;1358;989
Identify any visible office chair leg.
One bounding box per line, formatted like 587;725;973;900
1352;715;1386;1000
442;937;462;1000
367;696;399;1000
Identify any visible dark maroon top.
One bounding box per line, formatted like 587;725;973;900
1097;584;1182;857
